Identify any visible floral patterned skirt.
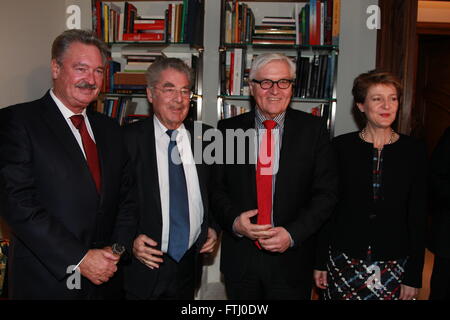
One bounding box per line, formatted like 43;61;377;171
323;246;407;300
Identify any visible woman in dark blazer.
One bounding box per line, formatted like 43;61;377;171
314;70;428;300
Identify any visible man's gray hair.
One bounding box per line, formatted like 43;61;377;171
249;53;296;81
146;57;193;88
51;29;109;65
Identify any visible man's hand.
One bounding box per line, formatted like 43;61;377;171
200;228;218;253
258;227;291;253
233;209;273;240
79;248;120;285
133;234;164;270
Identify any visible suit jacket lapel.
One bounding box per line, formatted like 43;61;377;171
40;92;97;194
140;119;163;224
240;111;257;205
273;108;297;216
87;110;108;205
185;120;208;216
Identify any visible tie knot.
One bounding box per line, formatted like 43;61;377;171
70;115;85;130
166;129;178;141
263;120;277;130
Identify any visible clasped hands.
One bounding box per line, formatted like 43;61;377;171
234;209;291;253
133;228;218;270
79;247;120;285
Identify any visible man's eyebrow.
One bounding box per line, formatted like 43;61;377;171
161;82;175;87
73;62;89;68
72;62;104;70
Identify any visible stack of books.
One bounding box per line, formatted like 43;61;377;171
253;17;296;45
124;16;165;42
113;51;163;94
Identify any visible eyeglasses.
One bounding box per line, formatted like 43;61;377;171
152;86;192;98
251;79;294;90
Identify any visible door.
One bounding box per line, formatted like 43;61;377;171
413;34;450;154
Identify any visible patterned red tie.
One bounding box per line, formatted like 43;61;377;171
70;115;102;193
255;119;277;249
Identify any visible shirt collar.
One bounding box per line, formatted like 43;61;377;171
50;89;88;119
153;115;186;140
255;107;286;130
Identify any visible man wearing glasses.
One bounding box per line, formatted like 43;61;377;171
212;53;338;299
122;57;217;300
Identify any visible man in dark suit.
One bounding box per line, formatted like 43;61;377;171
212;53;338;299
0;29;137;299
429;126;450;300
123;57;217;300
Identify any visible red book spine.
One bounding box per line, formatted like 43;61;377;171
229;51;235;95
95;0;102;39
133;21;165;31
316;0;322;45
123;33;164;41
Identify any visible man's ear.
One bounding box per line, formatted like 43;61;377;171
51;59;61;80
249;82;254;96
146;87;153;103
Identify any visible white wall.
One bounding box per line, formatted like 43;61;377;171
0;0;65;108
334;0;378;136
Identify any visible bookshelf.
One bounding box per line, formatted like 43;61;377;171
90;0;204;124
217;0;340;137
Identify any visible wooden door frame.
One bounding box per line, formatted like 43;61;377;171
376;0;418;135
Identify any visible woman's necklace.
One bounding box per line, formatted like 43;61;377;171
359;127;396;149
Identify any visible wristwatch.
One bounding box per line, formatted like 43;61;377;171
111;243;125;256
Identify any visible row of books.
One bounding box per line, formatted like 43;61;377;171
92;0;203;44
221;103;249;120
92;96;138;125
220;48;336;99
222;0;340;46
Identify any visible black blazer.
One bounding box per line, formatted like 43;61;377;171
212;108;338;283
429;126;450;258
122;117;214;299
316;132;428;288
0;92;137;299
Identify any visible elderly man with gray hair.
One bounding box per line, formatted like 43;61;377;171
212;53;338;299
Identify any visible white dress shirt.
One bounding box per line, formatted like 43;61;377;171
153;115;204;253
50;89;96;159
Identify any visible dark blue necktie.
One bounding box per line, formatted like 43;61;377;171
166;129;190;262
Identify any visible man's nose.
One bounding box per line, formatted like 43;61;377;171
268;83;280;94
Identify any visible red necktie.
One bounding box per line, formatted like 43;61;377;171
255;119;277;249
70;115;102;193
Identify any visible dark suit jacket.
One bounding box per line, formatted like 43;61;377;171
212;108;338;284
316;132;428;288
429;126;450;258
0;92;137;299
122;117;215;299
